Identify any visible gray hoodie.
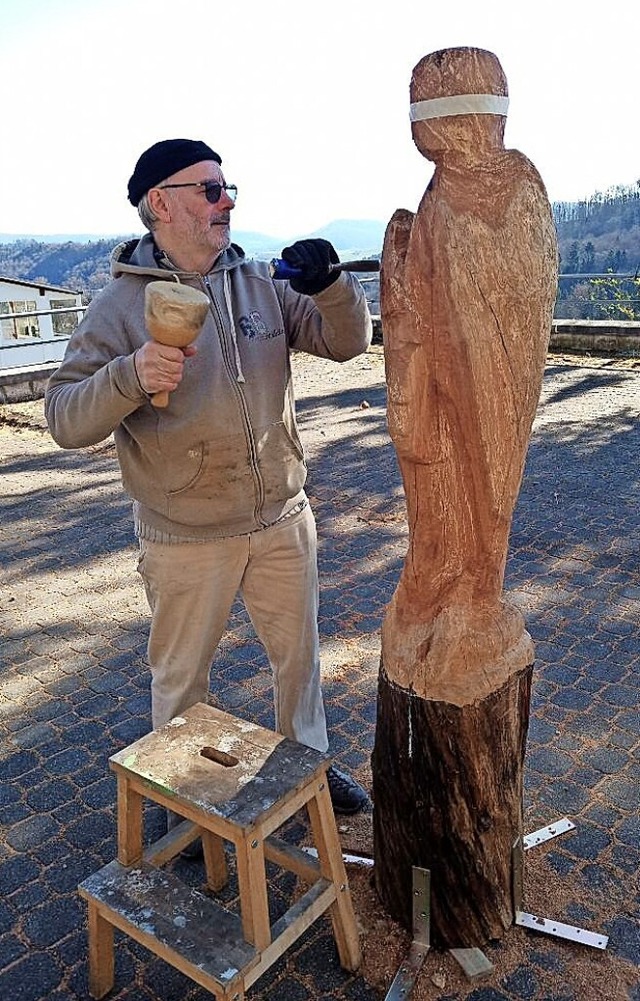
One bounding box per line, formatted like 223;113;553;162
45;235;372;540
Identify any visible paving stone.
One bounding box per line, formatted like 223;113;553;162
24;833;80;867
527;719;557;745
614;816;640;848
527;747;574;778
0;952;63;1000
550;688;594;711
0;783;21;808
610;844;640;874
501;965;539;999
0;933;27;968
5;813;60;853
0;802;34;826
50;929;87;969
601;777;640;811
544;851;577;876
22;896;84;949
64;811;115;850
0;854;41;895
295;928;352;992
24;778;77;813
41;746;89;777
528;949;565;973
1;749;39;780
10;721;59;749
467;990;511;1001
615;710;640;735
606;915;640;965
342;980;382;999
583;746;630;774
583;803;619;827
601;683;639;708
538;779;591;815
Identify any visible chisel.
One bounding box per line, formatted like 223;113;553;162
269;258;380;280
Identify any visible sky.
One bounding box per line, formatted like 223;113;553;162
2;0;638;240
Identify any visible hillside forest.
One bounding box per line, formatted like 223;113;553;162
0;183;639;320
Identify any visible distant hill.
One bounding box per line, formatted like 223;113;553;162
301;218;385;255
0;219;384;292
0;219;385;258
553;183;640;274
5;193;638;320
0;232;136;244
553;183;640;319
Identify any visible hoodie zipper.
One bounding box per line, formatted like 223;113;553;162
201;273;267;527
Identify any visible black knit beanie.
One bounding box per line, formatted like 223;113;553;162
127;139;222;206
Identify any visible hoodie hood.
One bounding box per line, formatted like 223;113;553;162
110;233;246;281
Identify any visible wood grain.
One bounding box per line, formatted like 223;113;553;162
373;47;558;946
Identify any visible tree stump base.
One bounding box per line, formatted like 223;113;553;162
372;660;533;948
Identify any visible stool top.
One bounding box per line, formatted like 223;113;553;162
109;704;329;829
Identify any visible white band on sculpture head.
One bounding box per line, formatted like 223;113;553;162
409;94;509;122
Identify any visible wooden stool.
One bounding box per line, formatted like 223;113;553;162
79;703;361;1000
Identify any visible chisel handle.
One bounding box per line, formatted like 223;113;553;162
269;258;380;280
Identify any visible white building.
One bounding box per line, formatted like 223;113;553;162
0;276;85;370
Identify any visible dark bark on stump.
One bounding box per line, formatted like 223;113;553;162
371;660;533;948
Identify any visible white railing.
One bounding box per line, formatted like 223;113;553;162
0;304;88;369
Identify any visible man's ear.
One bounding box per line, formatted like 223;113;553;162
147;188;172;223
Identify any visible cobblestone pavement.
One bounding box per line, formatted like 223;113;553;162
1;346;639;1001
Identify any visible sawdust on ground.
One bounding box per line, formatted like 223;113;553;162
335;762;638;1001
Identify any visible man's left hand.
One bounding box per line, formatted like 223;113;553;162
280;238;341;295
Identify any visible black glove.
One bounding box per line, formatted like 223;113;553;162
280;238;341;295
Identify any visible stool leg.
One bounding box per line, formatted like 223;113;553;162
236;835;271;951
87;902;114;999
202;832;228;891
116;775;143;864
307;779;362;971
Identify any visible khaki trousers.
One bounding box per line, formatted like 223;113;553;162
136;505;329;752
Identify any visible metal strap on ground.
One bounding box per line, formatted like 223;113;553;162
514;819;608;951
523;817;575;850
302;847;374;867
515;911;609;949
384;867;430;1000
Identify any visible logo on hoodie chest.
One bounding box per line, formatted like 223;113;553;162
238;310;283;342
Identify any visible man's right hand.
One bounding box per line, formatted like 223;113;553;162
134;340;198;396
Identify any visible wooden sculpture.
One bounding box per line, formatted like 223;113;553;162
371;47;558;946
144;281;210;407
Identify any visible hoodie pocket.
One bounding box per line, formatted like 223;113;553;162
255;421;306;502
166;434;256;525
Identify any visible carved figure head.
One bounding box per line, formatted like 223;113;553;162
410;47;508;162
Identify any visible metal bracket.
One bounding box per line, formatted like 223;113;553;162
384;867;431;1000
302;847;374;867
523;817;575;850
512;818;608;951
515;911;608;950
512;835;524;914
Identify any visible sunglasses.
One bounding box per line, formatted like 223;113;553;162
158;180;238;204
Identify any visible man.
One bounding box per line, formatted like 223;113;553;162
45;138;372;821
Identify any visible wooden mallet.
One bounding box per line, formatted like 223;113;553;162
144;281;210;407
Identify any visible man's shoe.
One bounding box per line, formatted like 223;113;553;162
180;837;204;860
326;766;371;815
